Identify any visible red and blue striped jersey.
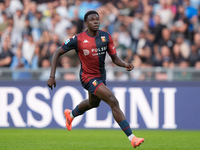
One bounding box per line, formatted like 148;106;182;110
61;30;117;83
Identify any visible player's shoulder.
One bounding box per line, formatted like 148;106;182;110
76;31;87;37
99;30;111;36
62;35;78;46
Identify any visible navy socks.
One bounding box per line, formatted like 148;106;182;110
119;119;132;137
71;105;84;117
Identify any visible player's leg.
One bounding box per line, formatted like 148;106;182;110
95;84;144;148
95;84;126;125
64;92;101;131
70;92;101;118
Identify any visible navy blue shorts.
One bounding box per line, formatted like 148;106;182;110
81;78;106;95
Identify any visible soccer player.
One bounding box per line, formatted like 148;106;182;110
47;10;144;148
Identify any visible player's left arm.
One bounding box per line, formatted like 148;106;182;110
110;54;134;71
107;33;134;71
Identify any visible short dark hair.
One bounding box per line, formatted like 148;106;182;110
84;10;99;22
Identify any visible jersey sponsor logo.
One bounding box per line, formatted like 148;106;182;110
91;46;107;56
65;39;70;45
83;39;89;43
101;36;106;42
83;49;90;56
92;80;98;86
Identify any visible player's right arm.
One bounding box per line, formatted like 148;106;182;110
47;47;65;90
47;36;78;90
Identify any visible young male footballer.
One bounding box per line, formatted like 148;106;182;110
47;10;144;148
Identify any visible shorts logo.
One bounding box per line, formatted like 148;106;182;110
101;36;106;42
83;49;89;56
92;80;98;86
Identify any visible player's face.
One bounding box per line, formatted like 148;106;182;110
86;14;100;31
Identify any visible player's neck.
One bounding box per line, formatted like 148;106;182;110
86;29;99;37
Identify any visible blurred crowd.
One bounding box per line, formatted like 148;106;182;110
0;0;200;81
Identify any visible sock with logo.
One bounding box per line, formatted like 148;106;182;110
119;119;135;142
70;105;84;118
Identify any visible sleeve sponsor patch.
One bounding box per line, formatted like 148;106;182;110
65;39;70;45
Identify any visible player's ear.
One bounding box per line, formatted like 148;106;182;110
85;21;88;27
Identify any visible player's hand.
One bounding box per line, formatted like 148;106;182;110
47;78;56;90
125;63;134;71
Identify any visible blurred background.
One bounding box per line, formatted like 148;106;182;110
0;0;200;81
1;0;200;131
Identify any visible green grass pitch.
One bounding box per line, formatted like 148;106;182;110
0;129;200;150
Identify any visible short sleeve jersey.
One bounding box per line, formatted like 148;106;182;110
61;30;117;83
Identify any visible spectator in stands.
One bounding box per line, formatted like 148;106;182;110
154;45;173;80
194;32;200;50
45;42;58;61
39;30;51;46
0;1;6;20
59;56;76;80
118;23;132;49
130;55;145;81
0;12;8;37
171;4;190;41
22;17;32;42
31;44;41;69
10;47;31;80
184;0;198;20
39;57;60;81
193;61;200;80
56;0;69;19
139;45;154;66
155;0;174;28
0;37;13;67
172;43;185;66
191;14;200;33
63;25;77;43
53;13;73;41
188;42;200;66
112;31;128;61
174;60;192;81
1;23;22;52
130;8;144;41
50;33;62;47
13;8;26;36
71;9;84;34
0;0;200;81
33;11;46;32
28;3;45;30
175;33;190;60
190;0;200;9
22;34;36;65
157;28;174;51
150;14;166;56
153;45;172;67
39;58;51;81
102;2;119;34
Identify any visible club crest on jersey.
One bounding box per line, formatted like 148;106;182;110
101;36;106;42
83;49;89;56
83;39;89;43
92;80;98;86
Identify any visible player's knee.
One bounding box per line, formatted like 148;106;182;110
92;102;100;108
89;101;100;108
108;95;119;108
